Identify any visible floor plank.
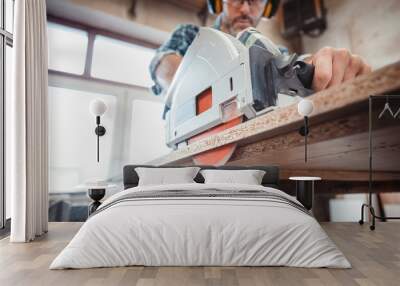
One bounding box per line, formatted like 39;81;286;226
0;222;399;286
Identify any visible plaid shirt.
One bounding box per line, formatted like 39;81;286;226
149;16;288;96
149;23;200;95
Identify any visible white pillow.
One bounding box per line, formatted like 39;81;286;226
135;167;200;186
200;169;266;185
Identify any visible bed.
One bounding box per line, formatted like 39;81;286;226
50;165;350;269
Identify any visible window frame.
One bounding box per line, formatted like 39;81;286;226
0;0;14;232
47;16;158;90
47;21;90;76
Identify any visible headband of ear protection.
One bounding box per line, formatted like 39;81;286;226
207;0;280;18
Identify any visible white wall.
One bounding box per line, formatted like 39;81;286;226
302;0;400;69
48;86;169;193
329;194;367;222
129;100;170;163
49;87;115;193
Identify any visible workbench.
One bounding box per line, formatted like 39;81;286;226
150;61;400;185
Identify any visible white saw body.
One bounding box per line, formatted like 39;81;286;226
164;27;314;150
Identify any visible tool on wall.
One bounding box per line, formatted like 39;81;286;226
164;27;314;165
394;107;400;118
89;99;107;162
378;95;394;119
278;0;327;38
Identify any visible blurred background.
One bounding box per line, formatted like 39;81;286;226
41;0;400;222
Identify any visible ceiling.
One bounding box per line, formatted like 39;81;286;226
46;0;169;46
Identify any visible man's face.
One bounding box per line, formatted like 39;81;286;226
222;0;266;36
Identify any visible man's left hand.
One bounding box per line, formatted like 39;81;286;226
306;47;372;92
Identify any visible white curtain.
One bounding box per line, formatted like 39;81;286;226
8;0;48;242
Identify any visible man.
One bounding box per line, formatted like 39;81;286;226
149;0;371;97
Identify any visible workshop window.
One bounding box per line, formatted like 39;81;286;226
91;35;154;87
48;22;88;75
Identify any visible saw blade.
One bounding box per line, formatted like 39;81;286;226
188;116;242;166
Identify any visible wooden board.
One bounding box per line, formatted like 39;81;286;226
150;61;400;181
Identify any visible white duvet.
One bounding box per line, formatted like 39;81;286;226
50;183;351;269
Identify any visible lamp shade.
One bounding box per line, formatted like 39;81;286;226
89;99;107;117
297;99;314;117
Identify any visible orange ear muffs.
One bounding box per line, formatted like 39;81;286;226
263;0;280;18
207;0;223;14
207;0;280;18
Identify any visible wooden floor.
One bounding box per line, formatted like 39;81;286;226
0;222;399;286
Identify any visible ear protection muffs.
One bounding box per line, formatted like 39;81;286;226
207;0;280;18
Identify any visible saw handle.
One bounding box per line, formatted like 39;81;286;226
296;61;315;90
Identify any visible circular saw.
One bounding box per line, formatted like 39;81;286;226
164;27;314;166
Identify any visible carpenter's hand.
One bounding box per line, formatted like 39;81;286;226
306;47;372;91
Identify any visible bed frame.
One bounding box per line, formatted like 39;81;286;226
123;165;280;190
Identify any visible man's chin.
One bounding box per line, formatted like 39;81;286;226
232;23;253;35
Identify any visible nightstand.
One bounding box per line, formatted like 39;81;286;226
87;187;106;216
75;182;117;216
289;176;321;210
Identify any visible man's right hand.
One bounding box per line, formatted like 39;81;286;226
305;47;371;92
